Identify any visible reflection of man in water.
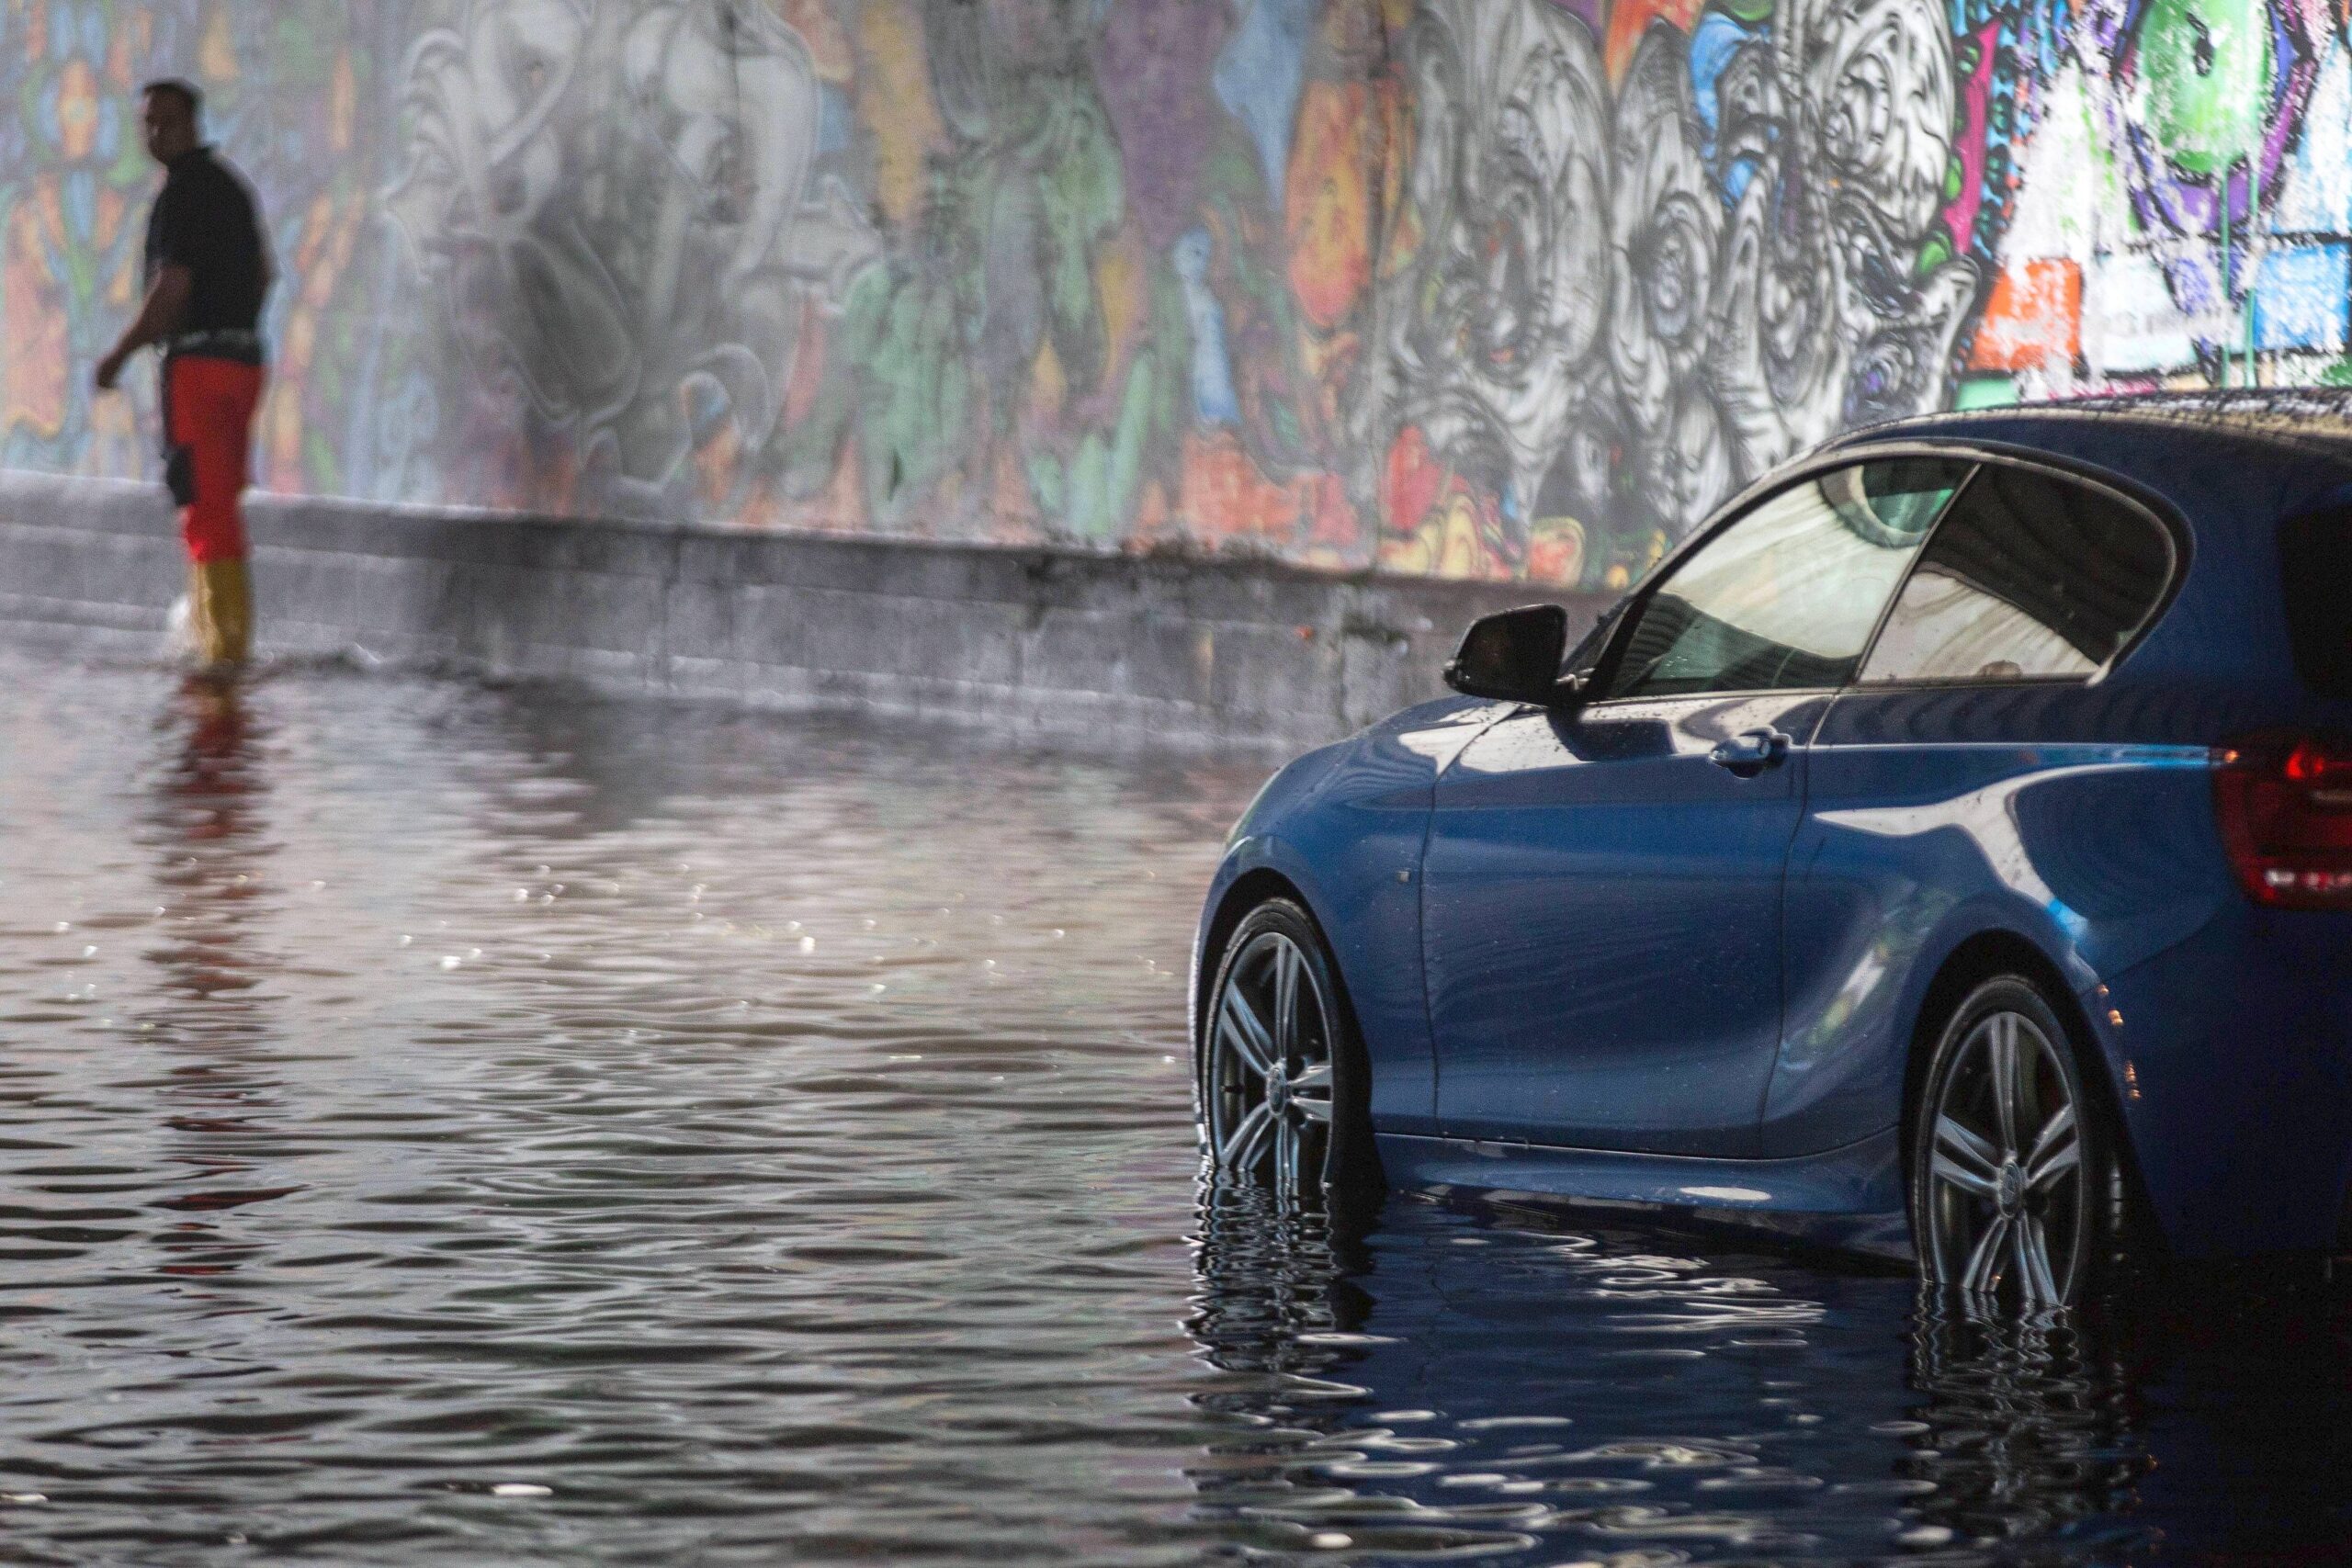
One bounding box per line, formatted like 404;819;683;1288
153;674;268;1003
94;79;272;669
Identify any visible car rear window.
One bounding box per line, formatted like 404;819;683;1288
2281;511;2352;699
1859;466;2175;684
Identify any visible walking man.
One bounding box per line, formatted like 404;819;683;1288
95;79;270;669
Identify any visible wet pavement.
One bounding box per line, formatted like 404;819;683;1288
3;652;2352;1564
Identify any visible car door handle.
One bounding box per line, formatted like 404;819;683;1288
1709;728;1791;777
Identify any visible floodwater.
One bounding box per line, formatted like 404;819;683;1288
4;654;2352;1566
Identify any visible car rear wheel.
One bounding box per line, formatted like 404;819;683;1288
1911;977;2118;1310
1201;899;1377;1206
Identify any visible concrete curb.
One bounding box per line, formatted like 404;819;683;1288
0;469;1605;748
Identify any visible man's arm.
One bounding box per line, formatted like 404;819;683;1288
94;264;193;391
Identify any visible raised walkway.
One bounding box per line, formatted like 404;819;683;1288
0;471;1595;748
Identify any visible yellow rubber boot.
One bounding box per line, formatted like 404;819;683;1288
189;558;253;667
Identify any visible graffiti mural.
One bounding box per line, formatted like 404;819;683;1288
1;0;2348;586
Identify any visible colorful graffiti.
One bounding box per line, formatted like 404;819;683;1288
0;0;2346;586
1974;0;2352;398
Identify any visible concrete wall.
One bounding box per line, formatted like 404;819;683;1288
0;469;1579;746
6;0;2340;600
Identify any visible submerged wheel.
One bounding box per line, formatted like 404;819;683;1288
1911;977;2114;1310
1201;899;1375;1204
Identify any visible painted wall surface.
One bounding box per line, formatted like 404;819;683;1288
0;0;2340;590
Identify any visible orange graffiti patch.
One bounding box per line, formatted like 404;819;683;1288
780;294;831;433
695;409;745;513
93;185;122;251
1287;80;1376;331
199;2;238;83
775;0;855;82
1378;427;1515;580
104;11;141;89
1028;336;1068;424
1181;430;1349;547
1129;479;1174;549
1097;225;1149;383
1305;470;1361;551
1967;259;2083;373
1182;431;1292;542
2;201;67;441
55;58;98;161
1605;0;1707;85
1375;79;1410;268
331;51;357;154
1382;425;1446;539
1526;517;1589;587
856;5;945;231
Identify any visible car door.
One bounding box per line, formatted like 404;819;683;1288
1425;456;1974;1156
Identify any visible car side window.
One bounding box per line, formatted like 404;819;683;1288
1858;466;2175;684
1602;459;1973;700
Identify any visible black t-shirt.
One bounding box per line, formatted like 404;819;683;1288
144;146;267;346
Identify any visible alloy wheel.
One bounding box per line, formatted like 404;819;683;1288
1921;1009;2088;1309
1206;931;1335;1201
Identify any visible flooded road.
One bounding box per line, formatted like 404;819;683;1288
3;654;2350;1564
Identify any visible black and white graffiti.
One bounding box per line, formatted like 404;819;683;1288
1374;0;1613;534
1369;0;1980;576
386;0;879;513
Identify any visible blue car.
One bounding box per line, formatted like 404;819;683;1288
1193;392;2352;1308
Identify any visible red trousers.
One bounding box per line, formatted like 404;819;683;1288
164;355;264;565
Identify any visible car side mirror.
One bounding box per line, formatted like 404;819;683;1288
1444;604;1582;707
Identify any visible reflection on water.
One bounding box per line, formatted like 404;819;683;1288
1;655;2350;1563
148;676;274;1002
1901;1304;2145;1553
1189;1190;2352;1565
140;677;298;1281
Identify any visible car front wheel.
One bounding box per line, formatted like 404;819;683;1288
1200;898;1377;1205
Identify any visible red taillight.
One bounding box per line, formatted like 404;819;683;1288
2215;734;2352;908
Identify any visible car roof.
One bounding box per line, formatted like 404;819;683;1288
1819;391;2352;541
1837;389;2352;459
1829;388;2352;462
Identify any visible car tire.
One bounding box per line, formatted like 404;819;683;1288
1199;898;1382;1206
1909;976;2128;1309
